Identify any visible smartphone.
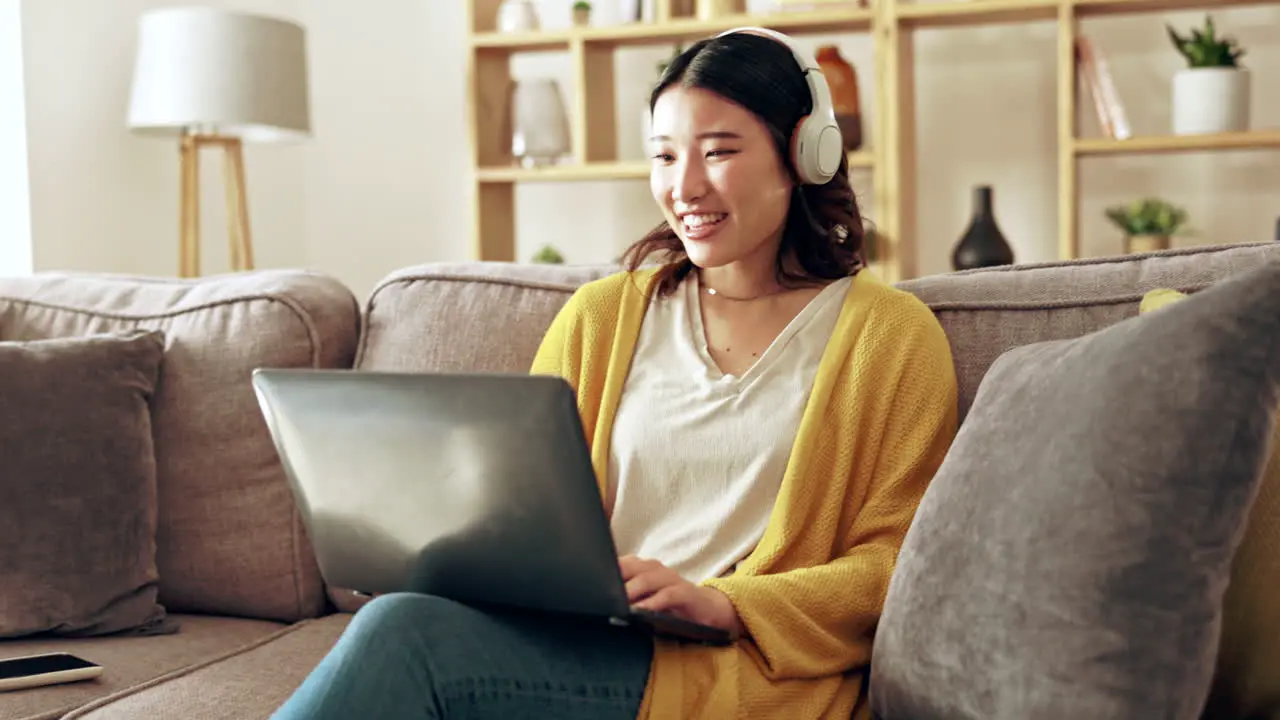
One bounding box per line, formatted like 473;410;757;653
0;652;103;692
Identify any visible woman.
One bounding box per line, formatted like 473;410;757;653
272;29;958;720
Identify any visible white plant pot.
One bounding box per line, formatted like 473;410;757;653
1172;67;1250;135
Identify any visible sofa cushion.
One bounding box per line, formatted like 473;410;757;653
1140;288;1280;720
0;614;287;720
357;262;616;374
0;271;360;623
869;259;1280;719
64;614;352;719
0;331;169;639
896;241;1280;423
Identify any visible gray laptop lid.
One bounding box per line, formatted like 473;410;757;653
250;369;633;620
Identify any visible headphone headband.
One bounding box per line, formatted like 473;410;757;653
715;26;820;72
712;27;843;185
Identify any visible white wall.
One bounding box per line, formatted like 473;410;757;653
16;0;1280;297
299;0;473;296
0;0;32;277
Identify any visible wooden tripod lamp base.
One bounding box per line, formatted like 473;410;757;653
179;134;254;278
127;7;310;279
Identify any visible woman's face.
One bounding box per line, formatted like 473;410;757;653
648;85;794;271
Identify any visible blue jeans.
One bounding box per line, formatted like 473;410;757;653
271;593;654;719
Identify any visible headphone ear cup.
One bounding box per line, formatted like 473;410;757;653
794;115;843;185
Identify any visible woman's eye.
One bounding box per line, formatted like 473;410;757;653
707;149;737;158
651;152;674;162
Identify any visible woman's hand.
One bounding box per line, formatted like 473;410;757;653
619;555;744;636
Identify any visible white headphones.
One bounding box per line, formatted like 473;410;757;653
714;27;844;185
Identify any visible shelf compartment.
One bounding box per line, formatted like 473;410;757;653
1072;0;1277;17
471;7;873;51
1074;129;1280;157
895;0;1060;28
476;150;875;184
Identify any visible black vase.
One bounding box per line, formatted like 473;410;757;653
952;185;1015;271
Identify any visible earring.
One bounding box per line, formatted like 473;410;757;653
833;224;849;245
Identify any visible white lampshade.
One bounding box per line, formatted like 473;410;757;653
127;7;310;142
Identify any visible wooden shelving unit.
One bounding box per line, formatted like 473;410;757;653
1074;129;1280;156
467;0;1278;281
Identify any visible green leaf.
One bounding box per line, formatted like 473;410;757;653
532;244;565;264
1105;198;1188;236
1168;15;1246;67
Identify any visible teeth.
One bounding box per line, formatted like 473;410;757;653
683;214;726;227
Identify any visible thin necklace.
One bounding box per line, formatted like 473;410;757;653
703;286;785;301
699;276;786;302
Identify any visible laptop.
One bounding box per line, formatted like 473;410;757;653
250;368;733;647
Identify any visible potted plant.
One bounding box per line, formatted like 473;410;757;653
1104;198;1188;254
532;244;565;264
572;1;591;26
1167;15;1249;135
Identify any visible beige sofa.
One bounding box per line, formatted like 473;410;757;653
0;240;1275;719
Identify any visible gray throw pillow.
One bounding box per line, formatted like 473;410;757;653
869;259;1280;720
0;330;174;638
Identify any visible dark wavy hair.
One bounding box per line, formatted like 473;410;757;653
620;32;865;297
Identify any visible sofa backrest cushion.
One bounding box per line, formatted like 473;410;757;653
0;270;360;623
360;243;1280;401
357;263;617;374
896;241;1280;422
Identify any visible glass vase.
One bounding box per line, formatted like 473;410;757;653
815;45;862;152
510;79;571;168
496;0;540;32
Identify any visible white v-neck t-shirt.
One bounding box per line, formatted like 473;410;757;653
607;273;854;583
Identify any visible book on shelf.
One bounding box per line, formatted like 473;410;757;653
1075;36;1131;140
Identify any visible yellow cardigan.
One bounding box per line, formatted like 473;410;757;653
530;267;959;720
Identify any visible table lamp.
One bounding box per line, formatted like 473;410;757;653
127;7;310;277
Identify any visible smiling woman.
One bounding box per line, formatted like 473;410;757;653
272;27;958;720
0;0;33;277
